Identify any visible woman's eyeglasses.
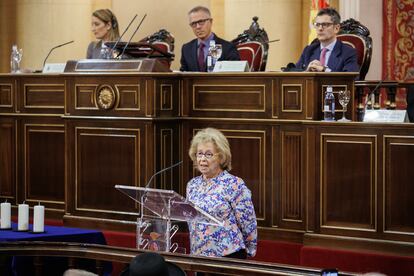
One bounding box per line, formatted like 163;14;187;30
196;152;217;159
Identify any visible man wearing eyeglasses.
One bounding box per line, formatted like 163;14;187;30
296;8;359;73
180;6;240;72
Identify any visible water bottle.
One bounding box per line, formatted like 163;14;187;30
206;40;216;72
10;45;20;73
323;86;335;121
99;43;112;59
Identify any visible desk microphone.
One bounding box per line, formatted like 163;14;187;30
110;14;138;54
144;161;183;190
264;38;280;44
118;13;147;59
42;40;74;70
364;79;384;109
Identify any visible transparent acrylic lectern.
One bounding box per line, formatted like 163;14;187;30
115;185;223;253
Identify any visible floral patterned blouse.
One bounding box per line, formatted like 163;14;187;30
186;170;257;257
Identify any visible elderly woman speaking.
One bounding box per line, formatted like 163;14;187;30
186;128;257;259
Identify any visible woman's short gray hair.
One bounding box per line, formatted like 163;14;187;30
188;128;232;171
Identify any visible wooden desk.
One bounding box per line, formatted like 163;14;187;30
1;72;413;255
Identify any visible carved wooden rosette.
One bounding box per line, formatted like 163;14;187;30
95;85;117;110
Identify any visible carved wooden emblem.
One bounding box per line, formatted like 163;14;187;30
96;85;116;110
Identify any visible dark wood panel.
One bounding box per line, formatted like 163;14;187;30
74;126;142;217
0;119;15;200
282;84;302;112
320;133;376;231
156;78;180;117
278;78;308;120
6;72;414;255
384;136;414;233
116;84;141;110
24;123;65;207
193;84;265;111
74;84;97;109
23;84;64;108
185;76;272;119
153;124;181;194
278;129;305;230
17;76;65;114
0;84;13;107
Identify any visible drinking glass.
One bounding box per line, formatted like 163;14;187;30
338;90;351;122
211;44;222;60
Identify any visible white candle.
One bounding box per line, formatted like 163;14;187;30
33;204;45;232
0;201;11;229
18;203;29;231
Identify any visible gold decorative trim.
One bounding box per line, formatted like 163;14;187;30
281;83;303;112
160;84;173;111
271;79;278;118
95;85;117;110
23;84;65;109
0;83;13;107
280;131;303;223
0;113;62;117
192;84;266;112
74;84;99;110
114;84;141;111
160;129;174;190
305;79;312;119
25;199;64;205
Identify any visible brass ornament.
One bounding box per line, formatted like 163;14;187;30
96;86;116;110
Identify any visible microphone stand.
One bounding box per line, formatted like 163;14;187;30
110;14;138;54
118;14;147;59
42;40;74;69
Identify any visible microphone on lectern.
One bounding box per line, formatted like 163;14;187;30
144;161;183;190
42;40;74;70
110;14;138;54
118;13;147;59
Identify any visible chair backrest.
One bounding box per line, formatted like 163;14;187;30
337;18;372;80
139;29;175;68
232;16;269;72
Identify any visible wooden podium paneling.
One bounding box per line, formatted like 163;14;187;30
2;71;414;254
319;133;377;232
0;119;15;201
383;136;414;234
23;123;65;209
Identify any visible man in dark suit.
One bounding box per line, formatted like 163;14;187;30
296;8;359;73
180;6;240;72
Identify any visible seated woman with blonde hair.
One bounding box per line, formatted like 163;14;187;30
86;9;120;59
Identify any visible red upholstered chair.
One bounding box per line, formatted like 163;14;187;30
139;29;175;68
236;41;265;72
232;16;269;71
337;18;372;80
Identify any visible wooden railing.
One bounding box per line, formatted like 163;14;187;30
354;80;414;121
0;241;356;276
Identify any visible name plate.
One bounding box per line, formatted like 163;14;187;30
213;61;249;72
42;63;66;73
363;109;408;123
